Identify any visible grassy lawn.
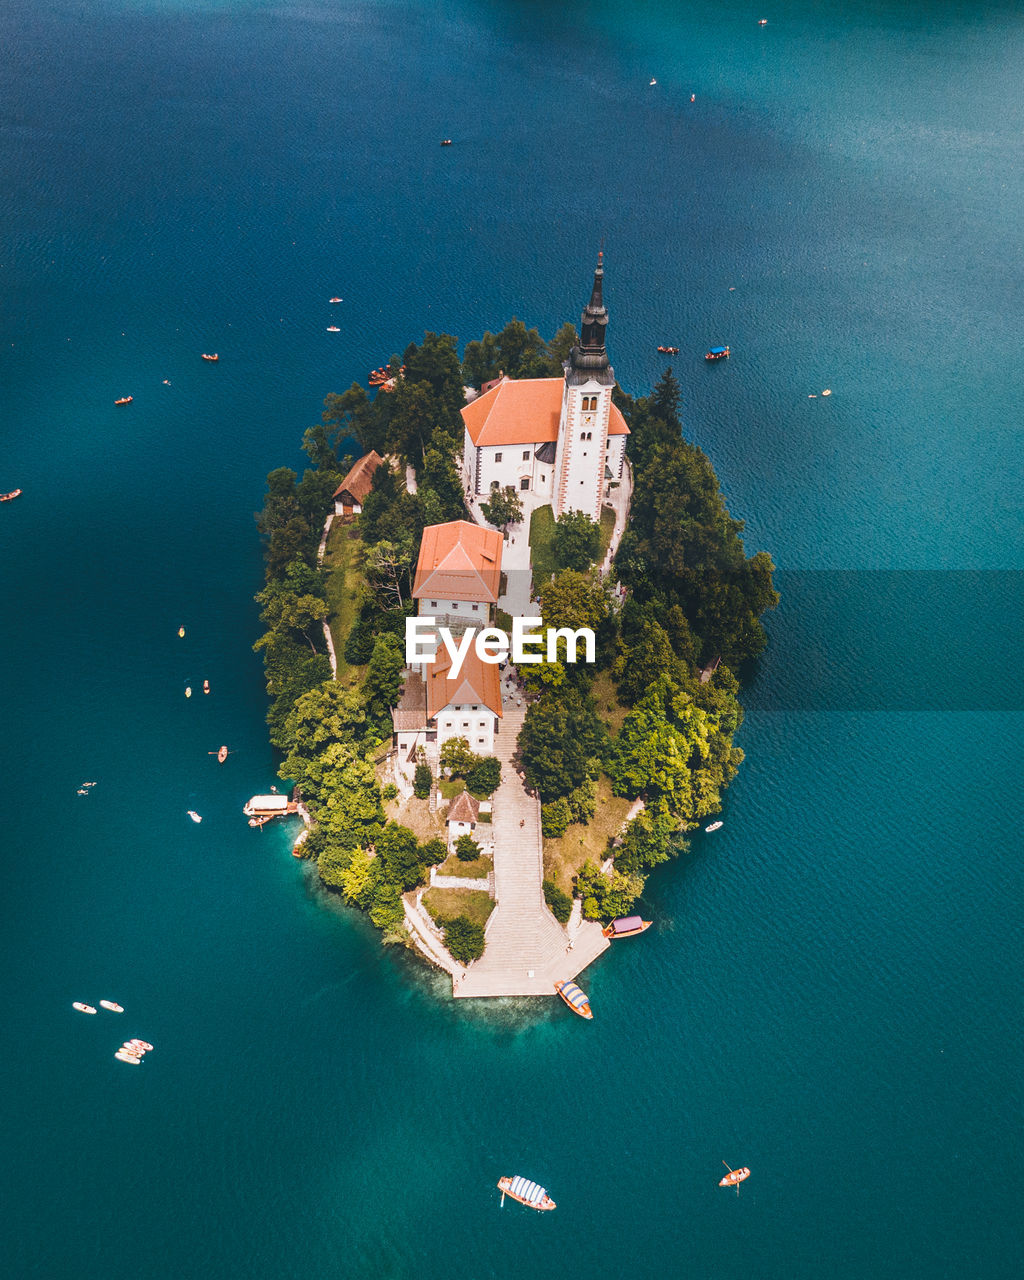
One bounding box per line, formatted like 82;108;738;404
591;668;630;735
322;519;364;679
529;504;557;589
598;504;616;561
542;775;634;894
437;853;492;879
439;778;465;801
422;887;495;928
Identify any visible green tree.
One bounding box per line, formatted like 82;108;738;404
402;332;466;426
441;915;486;963
519;686;604;801
439;737;476;777
553;510;602;571
454;834;481;862
363;634;405;741
322;383;383;455
461;331;500;388
376;823;429;892
466;755;500;795
413;763;432;799
543;878;573;924
480;485;523;532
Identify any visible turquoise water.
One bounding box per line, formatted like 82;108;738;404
2;2;1022;1276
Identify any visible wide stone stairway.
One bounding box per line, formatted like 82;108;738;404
455;695;609;998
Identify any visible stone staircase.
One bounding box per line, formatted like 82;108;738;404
456;693;609;997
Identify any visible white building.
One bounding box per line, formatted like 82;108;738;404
460;256;629;523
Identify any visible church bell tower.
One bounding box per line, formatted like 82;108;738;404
554;254;616;521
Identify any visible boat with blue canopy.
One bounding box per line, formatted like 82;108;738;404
497;1175;556;1211
554;979;593;1019
705;346;730;361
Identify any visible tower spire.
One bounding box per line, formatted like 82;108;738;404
566;253;614;386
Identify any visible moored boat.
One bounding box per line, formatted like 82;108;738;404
115;1050;141;1064
99;1000;124;1013
72;1002;97;1015
114;396;133;405
554;979;593;1019
705;346;730;361
601;915;652;939
201;353;219;362
1;488;22;502
719;1163;750;1191
497;1176;556;1211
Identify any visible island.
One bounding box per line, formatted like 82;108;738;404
253;258;777;999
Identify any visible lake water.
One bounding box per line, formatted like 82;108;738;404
1;2;1021;1276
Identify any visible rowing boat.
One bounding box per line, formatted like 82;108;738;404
497;1176;556;1211
719;1163;750;1192
601;915;652;938
554;979;593;1019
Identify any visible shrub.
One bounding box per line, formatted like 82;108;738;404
541;796;572;838
413;763;432;799
455;834;481;862
543;878;572;924
344;617;375;664
381;782;398;801
420;837;447;865
467;755;501;795
442;915;486;963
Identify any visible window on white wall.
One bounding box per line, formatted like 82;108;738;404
522;451;529;461
494;452;503;463
520;477;530;490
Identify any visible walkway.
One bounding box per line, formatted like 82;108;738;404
455;694;609;997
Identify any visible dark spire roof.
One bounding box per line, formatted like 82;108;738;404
566;252;615;387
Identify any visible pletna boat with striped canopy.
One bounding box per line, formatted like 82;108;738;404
601;915;652;939
497;1176;556;1211
554;979;593;1019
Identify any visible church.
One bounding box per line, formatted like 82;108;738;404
460;256;629;523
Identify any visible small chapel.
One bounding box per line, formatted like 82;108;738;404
459;256;629;523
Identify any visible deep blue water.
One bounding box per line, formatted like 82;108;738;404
2;2;1022;1277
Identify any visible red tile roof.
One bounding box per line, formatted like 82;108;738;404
413;520;503;603
447;791;480;825
427;647;502;720
461;378;628;446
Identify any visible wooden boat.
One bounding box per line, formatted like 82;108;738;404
656;345;679;354
440;138;452;146
114;396;133;405
602;915;652;939
705;346;730;361
719;1162;750;1192
216;745;228;763
185;686;192;698
115;1050;142;1064
99;1000;123;1013
202;679;210;694
72;1002;97;1014
497;1176;555;1211
0;488;22;502
201;353;219;362
329;297;342;303
705;821;723;832
554;979;593;1019
178;626;185;638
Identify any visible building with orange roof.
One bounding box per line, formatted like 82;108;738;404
460;258;628;522
412;519;503;643
391;643;503;775
332;450;385;517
